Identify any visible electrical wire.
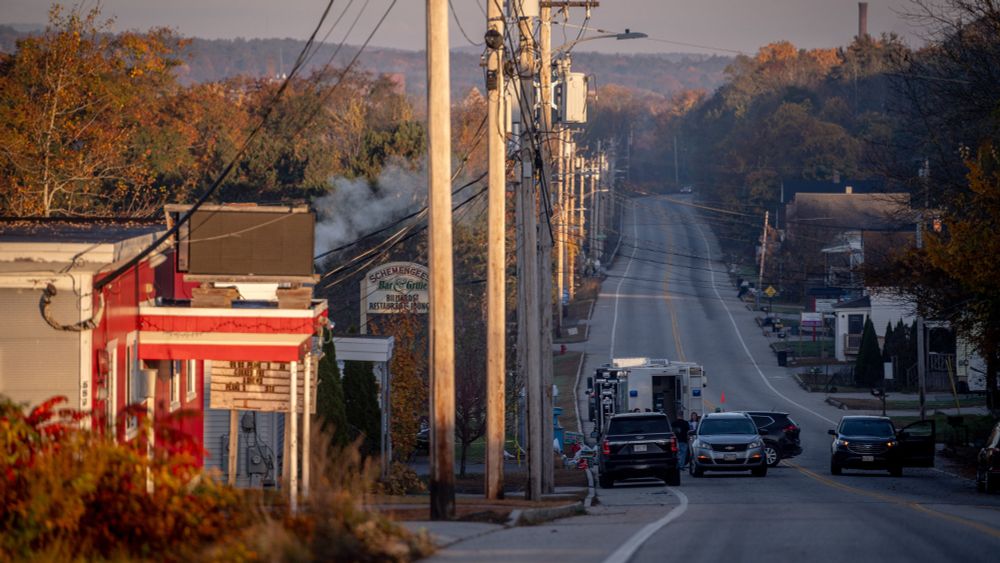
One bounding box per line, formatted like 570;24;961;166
94;0;354;291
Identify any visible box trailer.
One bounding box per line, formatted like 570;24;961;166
611;357;707;420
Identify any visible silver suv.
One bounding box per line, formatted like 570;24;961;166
690;412;768;477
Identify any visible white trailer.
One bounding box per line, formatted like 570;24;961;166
611;357;707;419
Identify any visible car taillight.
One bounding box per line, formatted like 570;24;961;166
670;436;678;453
783;424;798;433
602;439;610;455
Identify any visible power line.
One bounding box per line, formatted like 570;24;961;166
449;0;483;46
95;0;345;291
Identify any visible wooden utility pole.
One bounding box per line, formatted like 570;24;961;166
756;211;769;311
484;0;506;501
515;0;543;502
427;0;456;520
538;0;555;495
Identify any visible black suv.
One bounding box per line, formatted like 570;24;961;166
829;416;935;476
598;412;681;488
744;411;803;467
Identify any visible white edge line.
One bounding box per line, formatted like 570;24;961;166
602;488;689;563
609;203;639;360
691;213;836;426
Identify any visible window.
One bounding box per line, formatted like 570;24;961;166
170;361;181;410
186;359;198;400
125;335;139;435
607;416;671;435
848;314;865;335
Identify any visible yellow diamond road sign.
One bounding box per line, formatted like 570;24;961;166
764;286;777;298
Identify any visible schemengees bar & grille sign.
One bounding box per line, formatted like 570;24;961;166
364;262;429;314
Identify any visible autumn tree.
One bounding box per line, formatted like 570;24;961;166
870;151;1000;410
0;6;182;216
372;313;428;462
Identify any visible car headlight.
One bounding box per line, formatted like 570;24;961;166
748;439;762;449
835;439;850;448
886;441;897;448
697;441;713;451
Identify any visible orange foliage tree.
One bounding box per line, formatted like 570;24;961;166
0;6;183;216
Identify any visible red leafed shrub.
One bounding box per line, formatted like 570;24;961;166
1;395;433;562
0;395;257;561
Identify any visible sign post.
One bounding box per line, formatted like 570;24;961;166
361;262;430;334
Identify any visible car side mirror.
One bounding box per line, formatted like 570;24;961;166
759;428;769;435
828;429;837;436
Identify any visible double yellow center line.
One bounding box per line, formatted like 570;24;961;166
787;461;1000;539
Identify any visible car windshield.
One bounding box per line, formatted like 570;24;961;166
698;418;757;435
608;417;670;435
841;419;895;437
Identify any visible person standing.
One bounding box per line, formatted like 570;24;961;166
672;411;691;470
689;411;700;434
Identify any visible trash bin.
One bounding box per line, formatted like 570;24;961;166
777;350;788;367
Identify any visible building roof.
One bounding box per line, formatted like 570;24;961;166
834;295;871;310
0;218;166;268
0;218;164;243
786;193;912;232
781;178;884;202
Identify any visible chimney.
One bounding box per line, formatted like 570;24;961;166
858;2;869;39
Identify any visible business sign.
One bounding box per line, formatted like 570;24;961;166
364;262;429;314
209;360;316;413
800;312;824;328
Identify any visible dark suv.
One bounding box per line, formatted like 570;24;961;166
598;412;681;488
690;412;768;477
977;420;1000;493
744;411;803;467
829;416;935;476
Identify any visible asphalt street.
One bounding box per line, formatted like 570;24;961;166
427;195;1000;562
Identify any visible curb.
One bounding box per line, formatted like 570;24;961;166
825;397;848;410
584;466;595;508
506;500;586;526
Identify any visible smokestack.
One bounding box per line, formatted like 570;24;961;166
858;2;869;39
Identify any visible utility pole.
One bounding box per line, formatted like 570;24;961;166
538;1;555;495
673;134;680;190
426;0;455;520
756;210;769;311
916;161;929;421
484;0;506;501
514;0;543;502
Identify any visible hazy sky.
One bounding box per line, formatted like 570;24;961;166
1;1;923;55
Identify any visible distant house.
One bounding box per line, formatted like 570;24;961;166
785;192;912;238
833;293;915;362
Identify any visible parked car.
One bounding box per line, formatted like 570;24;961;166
690;412;768;477
976;420;1000;493
744;411;803;467
679;185;693;194
828;416;935;476
598;412;681;488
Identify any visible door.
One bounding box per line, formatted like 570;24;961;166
897;420;935;467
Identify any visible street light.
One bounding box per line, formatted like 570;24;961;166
554;28;648;55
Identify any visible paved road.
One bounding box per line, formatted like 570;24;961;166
427;195;1000;562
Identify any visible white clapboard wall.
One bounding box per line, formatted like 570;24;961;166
203;363;284;488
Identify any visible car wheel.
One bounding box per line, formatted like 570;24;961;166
889;465;903;477
987;473;999;493
751;463;767;477
665;468;681;487
763;442;782;467
599;474;614;489
830;460;842;476
690;463;704;477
